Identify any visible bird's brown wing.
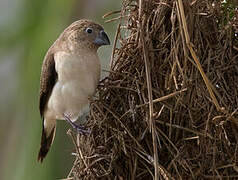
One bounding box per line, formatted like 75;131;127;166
39;52;58;117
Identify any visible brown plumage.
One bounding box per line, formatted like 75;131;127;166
38;19;110;162
38;124;55;162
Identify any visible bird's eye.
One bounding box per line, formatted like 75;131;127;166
85;28;93;34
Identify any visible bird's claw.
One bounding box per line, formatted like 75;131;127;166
75;126;91;134
64;113;91;134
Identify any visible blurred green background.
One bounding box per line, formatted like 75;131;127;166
0;0;120;179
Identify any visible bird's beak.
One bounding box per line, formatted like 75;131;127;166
94;30;110;46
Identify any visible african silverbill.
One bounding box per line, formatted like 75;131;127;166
38;19;110;162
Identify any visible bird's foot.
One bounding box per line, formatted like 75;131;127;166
64;114;90;134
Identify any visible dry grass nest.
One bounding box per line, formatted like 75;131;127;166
67;0;238;179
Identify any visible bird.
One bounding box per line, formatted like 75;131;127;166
38;19;110;162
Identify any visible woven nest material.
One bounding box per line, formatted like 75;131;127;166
67;0;238;179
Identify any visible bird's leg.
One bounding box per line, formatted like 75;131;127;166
63;113;90;134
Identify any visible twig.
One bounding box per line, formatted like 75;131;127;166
139;0;158;179
102;10;121;19
136;88;187;108
110;23;121;70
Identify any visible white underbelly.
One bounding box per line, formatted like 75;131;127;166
45;77;96;121
44;51;100;121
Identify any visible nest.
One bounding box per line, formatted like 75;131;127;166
67;0;238;179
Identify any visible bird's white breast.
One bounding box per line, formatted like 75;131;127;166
45;51;100;121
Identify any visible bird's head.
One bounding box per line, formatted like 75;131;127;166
61;19;110;52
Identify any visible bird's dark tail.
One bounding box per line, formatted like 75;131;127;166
38;119;56;163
